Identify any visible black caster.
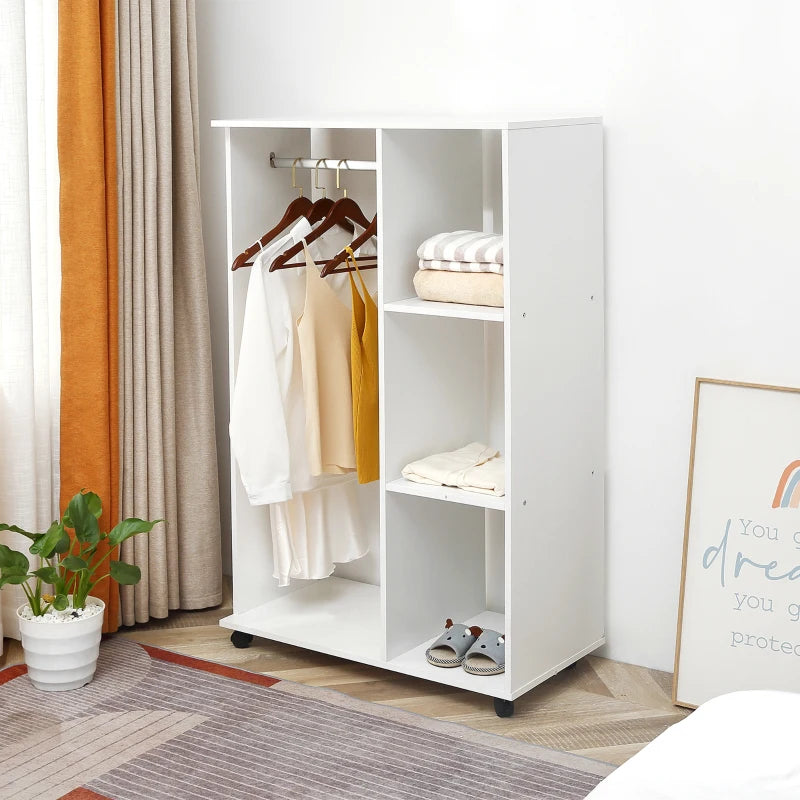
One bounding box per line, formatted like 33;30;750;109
494;698;515;718
230;630;254;649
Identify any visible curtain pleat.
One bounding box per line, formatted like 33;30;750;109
118;0;221;625
57;0;120;633
0;0;61;646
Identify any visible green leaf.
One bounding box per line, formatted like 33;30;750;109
0;523;37;542
82;490;103;519
53;594;68;611
67;492;100;545
110;560;141;585
30;521;66;559
61;555;88;572
0;566;30;587
108;518;163;547
0;545;29;572
0;573;30;587
32;566;59;583
52;530;71;555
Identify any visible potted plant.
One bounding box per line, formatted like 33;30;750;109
0;489;161;691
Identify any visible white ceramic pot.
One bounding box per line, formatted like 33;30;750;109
16;596;105;691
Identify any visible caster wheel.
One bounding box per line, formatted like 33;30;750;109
494;698;515;718
230;630;254;649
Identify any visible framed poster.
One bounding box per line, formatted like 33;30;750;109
674;378;800;708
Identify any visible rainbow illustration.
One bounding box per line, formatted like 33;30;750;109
772;460;800;508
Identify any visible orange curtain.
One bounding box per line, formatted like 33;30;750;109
58;1;120;633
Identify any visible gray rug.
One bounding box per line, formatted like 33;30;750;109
0;638;613;799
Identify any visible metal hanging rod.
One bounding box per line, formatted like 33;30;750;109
269;153;377;172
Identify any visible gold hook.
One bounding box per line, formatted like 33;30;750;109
336;159;348;198
291;157;303;197
314;158;327;198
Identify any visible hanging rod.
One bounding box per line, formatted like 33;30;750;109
269;153;377;172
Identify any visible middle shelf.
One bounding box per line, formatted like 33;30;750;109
385;477;506;511
383;297;504;323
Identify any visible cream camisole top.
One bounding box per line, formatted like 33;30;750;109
296;241;357;476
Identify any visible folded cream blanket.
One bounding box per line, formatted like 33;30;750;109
417;230;504;265
402;442;505;497
413;269;503;307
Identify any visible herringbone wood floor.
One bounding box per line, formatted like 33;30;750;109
2;581;689;766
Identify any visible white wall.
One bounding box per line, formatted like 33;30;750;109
196;0;800;671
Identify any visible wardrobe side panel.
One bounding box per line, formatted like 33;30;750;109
504;124;605;694
227;127;311;614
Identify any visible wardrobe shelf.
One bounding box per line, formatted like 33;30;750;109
383;297;504;323
388;610;508;698
219;577;383;667
385;478;506;511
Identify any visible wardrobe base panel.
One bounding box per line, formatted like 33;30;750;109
220;577;383;667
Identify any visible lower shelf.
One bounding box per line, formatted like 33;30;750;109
388;610;508;697
220;577;383;667
385;477;506;511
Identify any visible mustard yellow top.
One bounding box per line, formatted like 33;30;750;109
347;249;379;484
297;242;357;476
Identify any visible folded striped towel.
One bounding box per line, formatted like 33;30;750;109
419;258;503;275
417;230;503;265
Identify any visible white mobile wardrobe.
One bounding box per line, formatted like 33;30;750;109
215;116;604;716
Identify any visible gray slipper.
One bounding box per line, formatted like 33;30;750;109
463;629;505;675
425;619;483;667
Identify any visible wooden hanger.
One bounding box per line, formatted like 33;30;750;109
269;160;370;272
321;214;378;276
230;158;353;271
231;157;312;271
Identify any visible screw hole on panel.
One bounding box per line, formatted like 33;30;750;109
522;500;527;506
522;312;526;318
590;295;594;300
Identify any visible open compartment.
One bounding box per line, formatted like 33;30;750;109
384;494;508;697
378;127;503;315
382;312;504;499
221;124;383;664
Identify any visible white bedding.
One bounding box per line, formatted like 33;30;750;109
587;690;800;799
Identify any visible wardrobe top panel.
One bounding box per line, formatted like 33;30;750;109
210;115;601;131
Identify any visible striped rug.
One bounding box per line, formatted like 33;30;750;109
0;639;613;799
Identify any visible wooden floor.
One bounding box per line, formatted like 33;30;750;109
2;582;690;766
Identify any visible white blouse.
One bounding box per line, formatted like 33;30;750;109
230;219;375;585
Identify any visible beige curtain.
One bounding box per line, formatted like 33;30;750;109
117;0;221;625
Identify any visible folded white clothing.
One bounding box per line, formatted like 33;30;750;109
401;442;505;497
419;258;503;275
417;230;504;265
459;456;505;496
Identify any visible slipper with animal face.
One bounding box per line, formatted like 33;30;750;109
425;619;483;667
462;629;505;675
